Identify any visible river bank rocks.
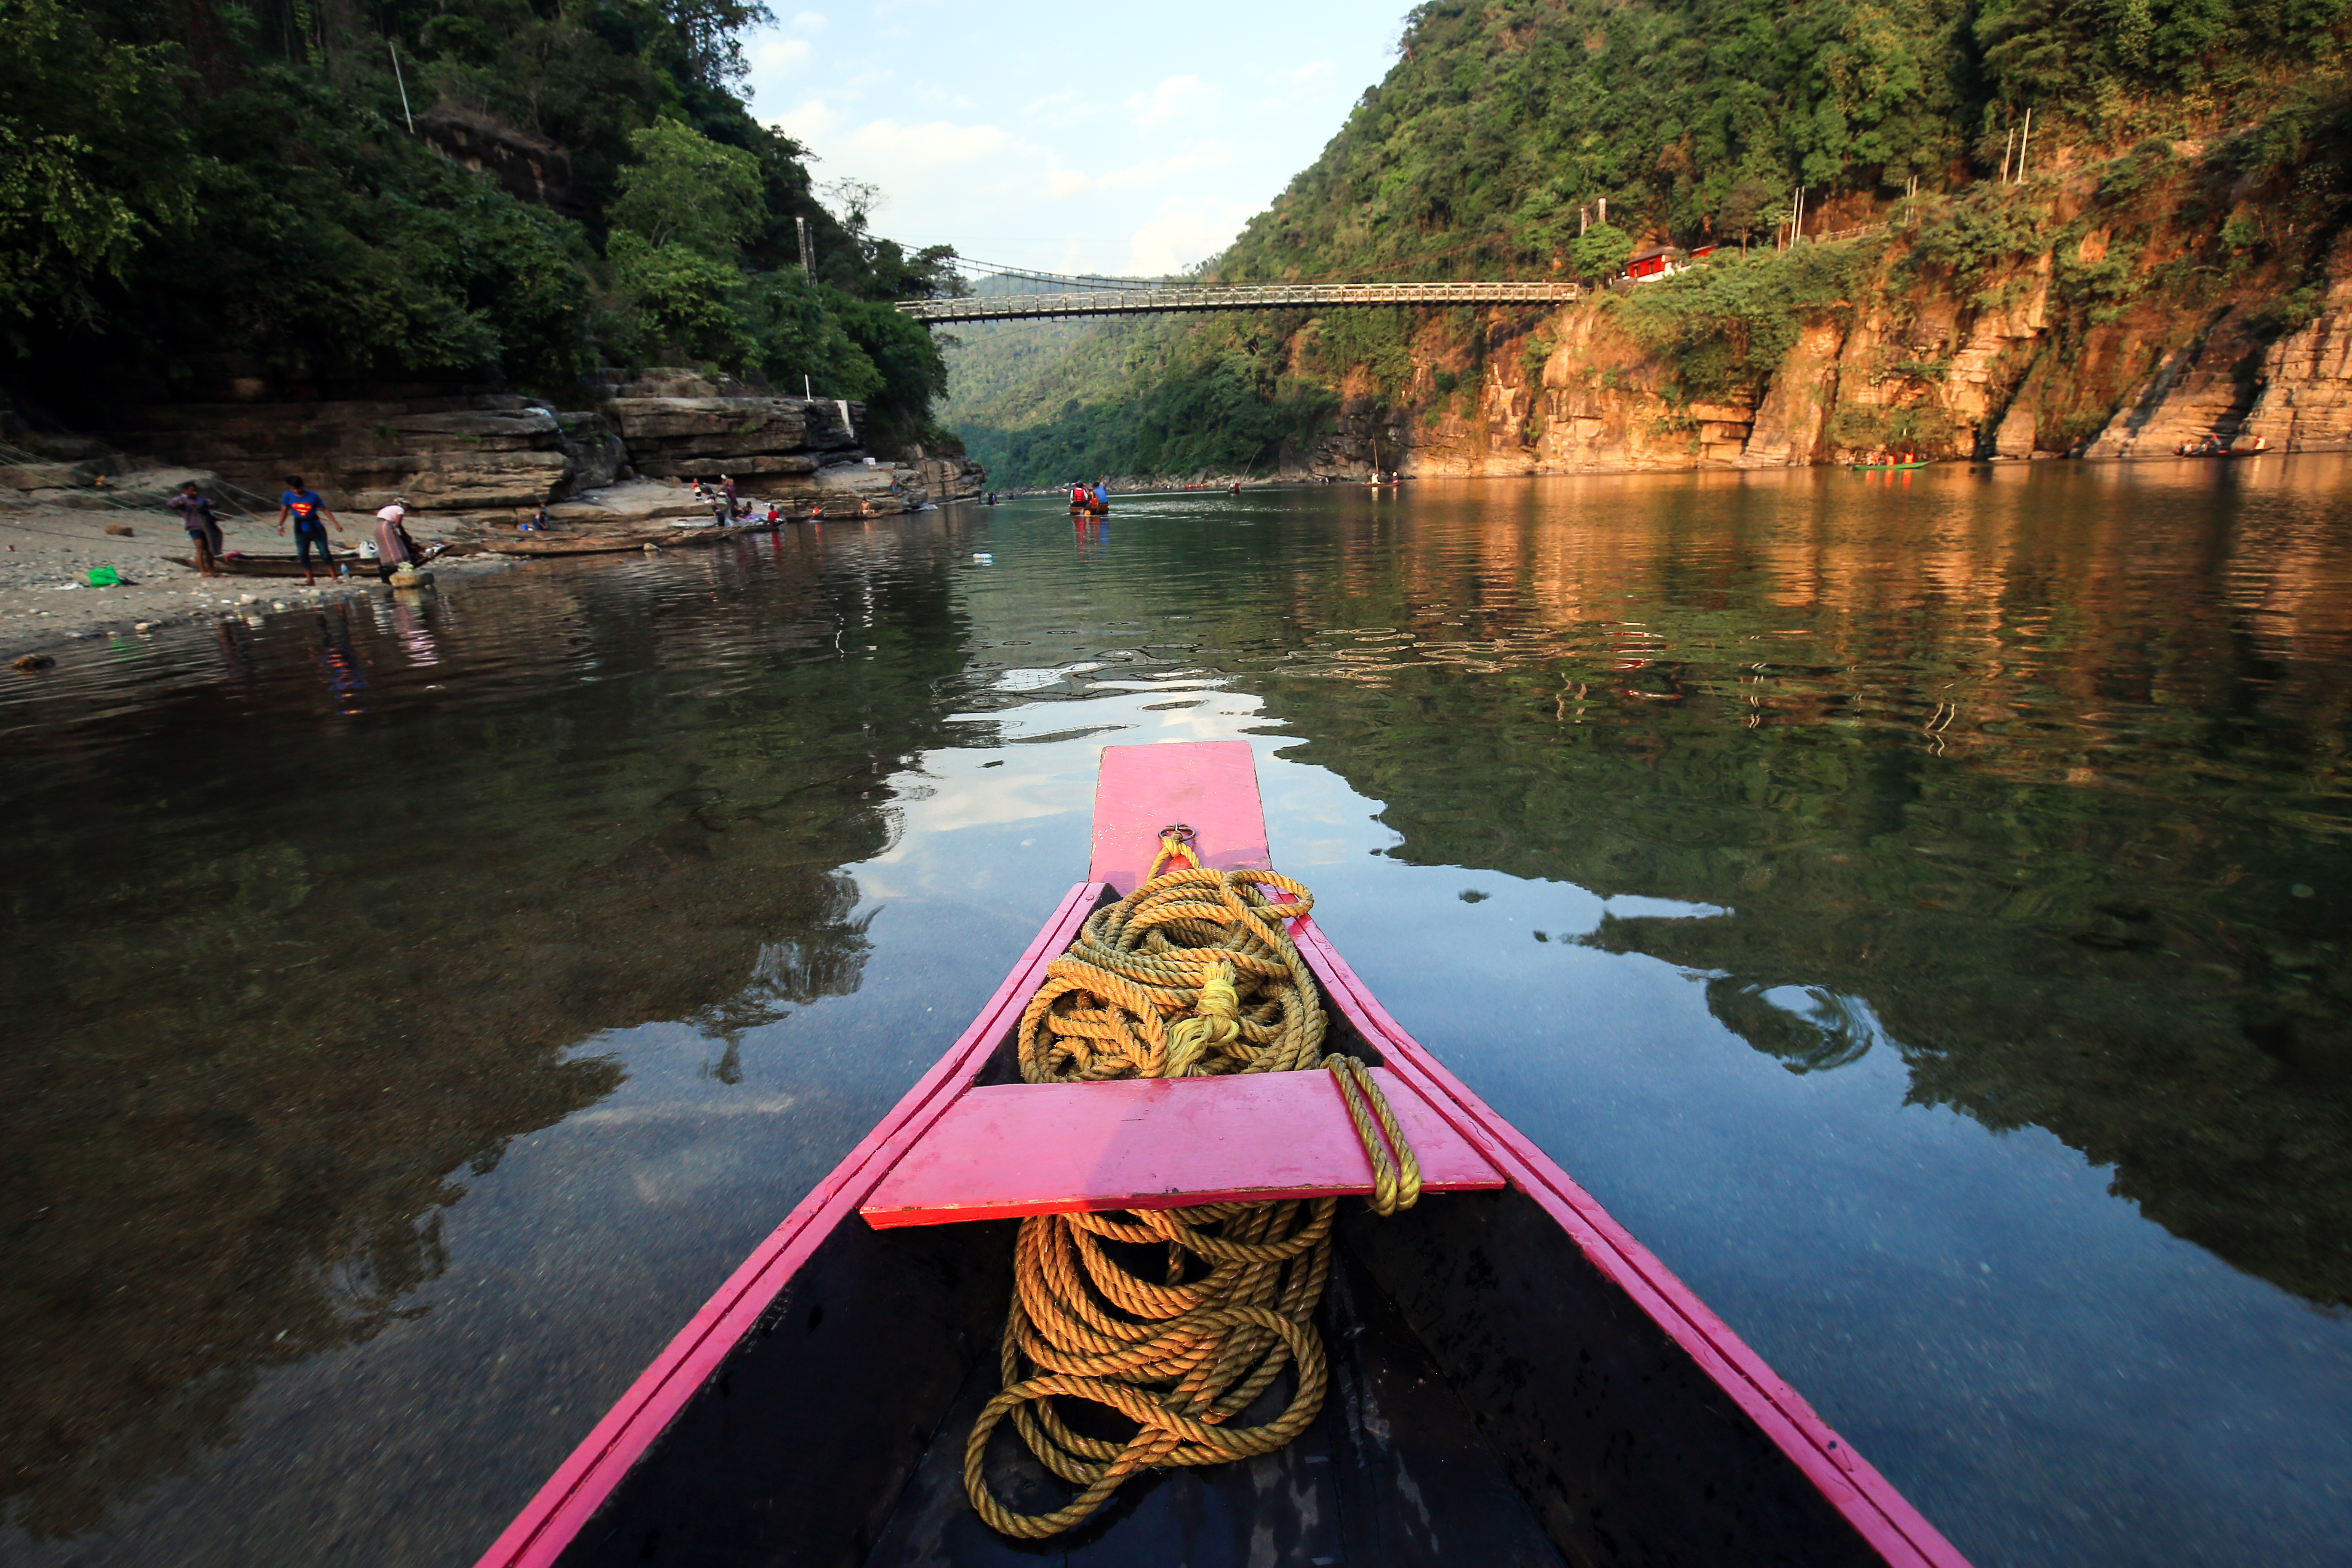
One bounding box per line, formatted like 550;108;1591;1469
605;393;859;480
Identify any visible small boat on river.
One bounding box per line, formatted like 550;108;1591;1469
1849;459;1929;472
473;741;1969;1568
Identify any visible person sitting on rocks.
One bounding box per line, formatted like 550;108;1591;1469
168;481;225;576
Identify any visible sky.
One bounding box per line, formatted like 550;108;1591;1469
738;2;1404;278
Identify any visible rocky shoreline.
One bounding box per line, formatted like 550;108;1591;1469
0;367;987;665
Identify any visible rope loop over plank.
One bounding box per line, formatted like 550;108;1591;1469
968;864;1422;1538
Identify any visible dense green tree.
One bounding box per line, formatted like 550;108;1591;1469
0;0;199;339
0;0;964;452
611;120;766;254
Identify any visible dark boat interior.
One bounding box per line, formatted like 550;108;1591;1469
553;994;1894;1568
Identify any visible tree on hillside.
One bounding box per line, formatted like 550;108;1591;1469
612;120;767;254
0;0;198;338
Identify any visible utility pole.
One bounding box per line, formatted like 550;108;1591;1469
1598;196;1607;226
2000;127;2015;184
2015;107;2033;183
796;215;813;276
1792;186;1804;246
389;41;415;134
1579;205;1589;236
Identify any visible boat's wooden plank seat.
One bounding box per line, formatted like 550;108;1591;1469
859;1070;1505;1228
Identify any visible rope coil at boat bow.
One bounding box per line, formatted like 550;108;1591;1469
965;833;1422;1538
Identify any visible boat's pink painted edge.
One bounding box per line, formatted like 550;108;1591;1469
468;879;1103;1568
1288;915;1973;1568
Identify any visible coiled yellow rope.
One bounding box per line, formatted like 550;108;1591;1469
965;844;1421;1538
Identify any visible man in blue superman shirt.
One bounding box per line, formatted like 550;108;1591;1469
275;475;347;585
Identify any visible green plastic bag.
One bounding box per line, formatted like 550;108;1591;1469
87;565;120;587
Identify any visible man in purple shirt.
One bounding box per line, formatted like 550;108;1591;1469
168;481;224;576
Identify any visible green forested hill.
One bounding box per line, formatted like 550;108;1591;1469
1;0;961;448
946;0;2352;481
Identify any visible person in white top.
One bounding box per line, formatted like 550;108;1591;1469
373;499;416;583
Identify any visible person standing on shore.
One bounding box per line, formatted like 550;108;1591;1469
168;481;226;576
276;476;345;585
372;497;415;582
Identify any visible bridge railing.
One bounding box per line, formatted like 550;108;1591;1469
898;279;1583;325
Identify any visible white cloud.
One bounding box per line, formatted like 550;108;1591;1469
771;99;845;145
1126;199;1262;275
830;118;1017;178
1268;59;1334;87
1126;74;1219;132
791;9;827;31
1047;169;1092;199
750;36;812;73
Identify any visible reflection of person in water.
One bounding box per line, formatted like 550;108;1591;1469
312;606;369;714
389;594;439;667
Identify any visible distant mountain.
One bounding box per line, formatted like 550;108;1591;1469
943;0;2352;481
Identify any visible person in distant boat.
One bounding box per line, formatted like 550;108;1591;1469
372;497;415;582
168;481;225;576
808;500;823;521
276;475;344;585
1092;480;1109;508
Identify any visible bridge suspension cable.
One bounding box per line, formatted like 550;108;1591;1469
949;258;1166;291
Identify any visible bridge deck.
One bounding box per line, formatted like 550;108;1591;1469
898;279;1583;325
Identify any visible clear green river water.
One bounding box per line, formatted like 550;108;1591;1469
5;463;2352;1567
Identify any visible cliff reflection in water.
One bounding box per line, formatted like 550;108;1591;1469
1240;465;2352;1308
0;526;973;1540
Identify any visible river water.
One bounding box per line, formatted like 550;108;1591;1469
4;463;2350;1568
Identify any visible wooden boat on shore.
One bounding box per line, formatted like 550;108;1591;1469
473;741;1969;1568
170;553;370;578
487;524;777;559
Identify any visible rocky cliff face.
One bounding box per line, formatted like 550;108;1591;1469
1286;226;2349;481
103;395;574;510
75;371;984;521
2096;236;2352;456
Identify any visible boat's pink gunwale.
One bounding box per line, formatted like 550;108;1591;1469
469;879;1104;1568
1286;914;1971;1568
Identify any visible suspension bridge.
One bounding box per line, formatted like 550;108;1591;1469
894;263;1583;325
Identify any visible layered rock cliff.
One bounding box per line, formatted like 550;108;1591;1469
1274;220;2351;481
60;371;986;521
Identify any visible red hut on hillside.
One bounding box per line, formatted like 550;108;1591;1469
1626;244;1677;281
1624;243;1718;282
